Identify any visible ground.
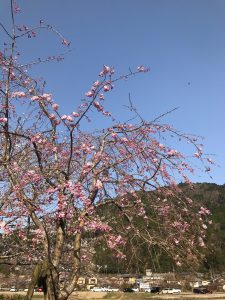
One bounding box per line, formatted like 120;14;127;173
2;291;225;299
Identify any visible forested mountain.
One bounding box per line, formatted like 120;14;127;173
1;183;225;277
94;183;225;274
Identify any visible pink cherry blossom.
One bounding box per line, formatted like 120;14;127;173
72;112;80;117
194;152;200;158
198;237;205;247
42;93;52;102
61;115;67;120
62;39;70;46
99;94;104;100
199;206;210;215
0;117;7;123
66;115;74;122
52;103;59;110
103;85;110;92
85;90;94;97
11;91;26;98
95;179;103;189
92;80;101;87
31;95;40;101
137;65;149;72
206;158;214;164
0;221;5;229
49;114;56;120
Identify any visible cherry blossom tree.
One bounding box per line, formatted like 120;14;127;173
0;2;213;300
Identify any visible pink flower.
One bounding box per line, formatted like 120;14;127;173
72;112;80;117
93;101;104;112
54;119;61;125
199;206;210;215
103;85;110;92
103;65;111;74
52;103;59;110
11;91;26;98
31;96;40;101
42;93;52;102
93;101;100;107
102;111;111;116
93;80;100;88
95;179;103;189
62;39;70;46
167;149;178;157
0;118;7;123
99;65;112;77
13;2;21;13
198;237;205;247
61;115;67;120
137;65;149;72
66;115;74;122
0;221;5;229
194;152;200;158
99;71;105;77
99;94;104;100
207;158;214;164
49;114;56;120
85;91;94;97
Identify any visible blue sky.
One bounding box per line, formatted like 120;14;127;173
1;0;225;184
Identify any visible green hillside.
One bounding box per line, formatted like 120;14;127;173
94;183;225;274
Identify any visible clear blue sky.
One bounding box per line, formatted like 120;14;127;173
1;0;225;184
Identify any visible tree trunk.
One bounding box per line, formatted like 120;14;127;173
44;274;57;300
26;231;82;300
26;260;60;300
41;261;59;300
26;262;43;300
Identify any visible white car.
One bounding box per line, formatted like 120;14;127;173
91;287;105;292
10;288;17;292
110;288;119;292
161;288;181;294
104;287;119;292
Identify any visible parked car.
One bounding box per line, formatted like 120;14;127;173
193;287;212;294
161;288;181;294
10;287;17;292
123;288;135;293
145;287;160;293
104;287;119;292
91;287;105;292
150;287;160;293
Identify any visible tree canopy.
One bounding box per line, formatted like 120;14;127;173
0;2;213;300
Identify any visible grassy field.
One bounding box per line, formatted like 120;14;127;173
69;291;225;300
2;291;225;300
